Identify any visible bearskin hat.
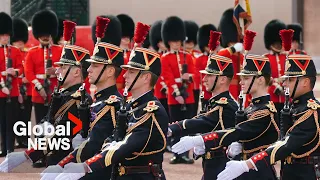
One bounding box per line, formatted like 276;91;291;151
0;12;12;35
287;23;302;43
197;24;217;53
116;14;134;39
31;9;58;39
11;18;28;43
184;20;199;45
149;20;163;51
142;27;151;48
53;18;64;45
219;8;238;48
161;16;186;49
91;15;122;46
264;19;286;50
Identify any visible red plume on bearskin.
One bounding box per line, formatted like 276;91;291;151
208;31;221;52
95;16;110;39
280;29;294;52
63;20;76;42
243;30;257;52
133;22;150;45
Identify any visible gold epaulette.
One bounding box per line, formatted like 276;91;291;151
266;101;277;112
105;95;120;104
307;99;320;110
143;101;159;112
71;90;81;98
215;97;228;105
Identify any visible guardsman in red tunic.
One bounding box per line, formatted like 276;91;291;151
116;14;135;94
161;16;195;164
218;9;244;102
195;24;217;110
150;20;169;114
11;17;31;149
263;20;287;115
0;12;23;156
184;20;202;115
25;10;62;125
287;23;307;55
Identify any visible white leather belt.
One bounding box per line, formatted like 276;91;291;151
1;69;19;76
36;74;56;79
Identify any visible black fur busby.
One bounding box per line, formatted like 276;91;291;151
0;12;12;35
184;20;199;45
31;10;58;39
142;28;151;48
161;16;186;49
149;20;163;51
197;24;217;53
264;19;286;50
53;18;64;45
219;8;238;48
11;18;28;43
116;14;134;39
287;23;302;43
91;15;122;46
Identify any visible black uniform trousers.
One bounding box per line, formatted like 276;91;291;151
16;96;32;145
280;164;317;180
202;157;228;180
33;102;49;124
169;103;195;158
0;97;19;153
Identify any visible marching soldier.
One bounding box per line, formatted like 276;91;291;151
150;20;169;114
287;23;306;54
218;9;244;101
217;54;319;180
25;10;62;124
116;14;135;94
168;51;238;179
0;21;92;172
41;15;124;180
51;23;168;180
195;24;218;109
0;12;23;157
11;17;31;148
161;16;196;164
184;20;201;114
172;54;280;180
264;19;287;115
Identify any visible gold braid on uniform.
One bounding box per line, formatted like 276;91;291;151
104;133;132;166
76;139;89;163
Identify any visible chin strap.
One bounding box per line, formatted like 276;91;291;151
93;64;107;85
210;76;219;92
246;76;257;94
291;77;300;98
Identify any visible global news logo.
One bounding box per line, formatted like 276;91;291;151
13;112;83;151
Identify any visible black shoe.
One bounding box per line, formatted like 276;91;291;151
0;151;7;157
32;159;46;168
180;156;194;164
169;156;180;164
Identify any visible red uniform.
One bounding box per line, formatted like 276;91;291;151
18;48;32;96
154;52;167;100
194;53;211;100
161;51;195;105
264;52;286;104
0;45;23;97
24;45;62;103
218;48;244;100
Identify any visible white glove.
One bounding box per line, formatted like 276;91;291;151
101;140;117;151
40;165;63;180
233;43;243;53
172;135;204;154
217;160;250;180
193;145;205;156
227;142;242;158
72;134;86;149
55;162;87;180
0;152;28;172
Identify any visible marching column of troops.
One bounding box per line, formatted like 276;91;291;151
0;6;318;180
